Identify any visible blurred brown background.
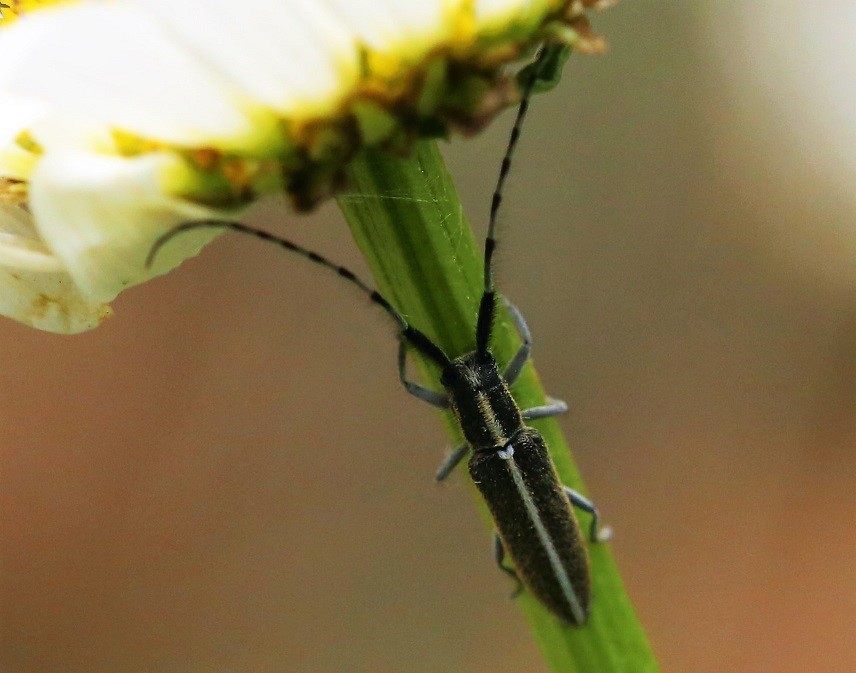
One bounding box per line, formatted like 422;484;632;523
2;3;854;673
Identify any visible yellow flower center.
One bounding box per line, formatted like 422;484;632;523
1;0;81;24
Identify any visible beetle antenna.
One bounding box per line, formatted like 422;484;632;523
476;45;550;354
147;220;451;367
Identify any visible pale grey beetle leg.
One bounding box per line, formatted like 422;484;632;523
521;397;568;420
494;532;523;598
435;444;469;482
501;296;531;386
398;340;448;408
563;486;613;543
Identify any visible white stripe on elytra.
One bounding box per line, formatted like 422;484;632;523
497;445;585;624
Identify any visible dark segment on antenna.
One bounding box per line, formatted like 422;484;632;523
477;45;553;354
148;221;449;368
148;44;608;626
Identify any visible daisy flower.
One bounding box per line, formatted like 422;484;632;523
0;0;610;333
0;5;666;671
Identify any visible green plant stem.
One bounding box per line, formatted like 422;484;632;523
337;139;659;673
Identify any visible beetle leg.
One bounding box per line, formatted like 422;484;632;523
435;444;469;482
521;397;568;420
494;533;523;598
501;296;532;386
398;340;448;408
563;486;613;543
503;297;570;418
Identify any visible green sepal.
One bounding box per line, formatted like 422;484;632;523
353;100;400;146
517;43;572;93
417;59;449;117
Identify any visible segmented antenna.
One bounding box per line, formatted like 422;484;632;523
147;220;451;367
476;46;550;355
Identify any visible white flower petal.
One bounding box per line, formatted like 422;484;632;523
0;206;110;333
324;0;401;52
29;151;223;302
0;92;45;149
0;92;46;179
0;204;64;272
0;4;277;151
381;0;450;39
25;116;115;156
137;0;360;118
325;0;448;57
0;266;112;333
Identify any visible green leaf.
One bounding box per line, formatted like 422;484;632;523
337;140;660;673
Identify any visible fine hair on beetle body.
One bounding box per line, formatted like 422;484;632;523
149;44;610;626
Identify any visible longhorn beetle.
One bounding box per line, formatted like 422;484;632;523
149;46;609;625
